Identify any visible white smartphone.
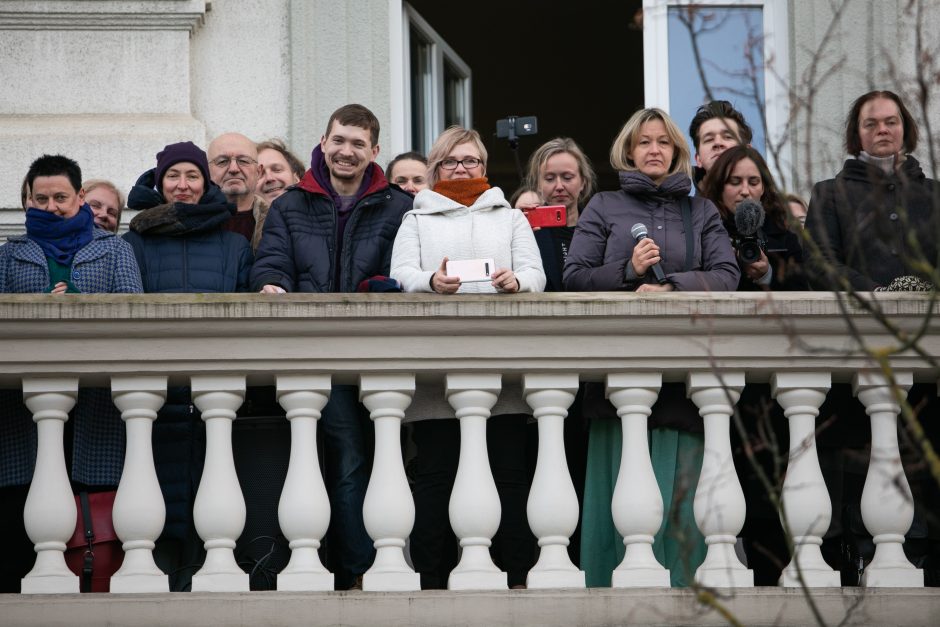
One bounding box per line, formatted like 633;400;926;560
445;258;495;283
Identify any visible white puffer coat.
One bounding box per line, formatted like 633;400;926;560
390;186;546;293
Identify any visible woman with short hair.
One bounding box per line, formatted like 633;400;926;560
565;108;738;588
806;89;938;290
391;125;544;589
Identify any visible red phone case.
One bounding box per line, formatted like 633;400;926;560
523;205;566;228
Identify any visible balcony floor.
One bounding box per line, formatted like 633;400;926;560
2;587;939;626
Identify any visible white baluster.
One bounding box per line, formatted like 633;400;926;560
608;373;670;588
445;373;507;590
854;371;923;587
275;375;334;591
110;376;169;593
360;374;420;591
20;377;80;594
190;375;248;592
523;373;584;589
771;372;840;587
688;372;753;588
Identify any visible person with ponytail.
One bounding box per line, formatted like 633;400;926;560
390;126;545;589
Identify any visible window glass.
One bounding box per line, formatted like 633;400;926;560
667;6;766;157
410;27;432;152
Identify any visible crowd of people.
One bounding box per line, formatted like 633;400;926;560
1;90;938;592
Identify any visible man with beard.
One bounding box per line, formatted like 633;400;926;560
250;103;413;589
208;132;268;251
256;139;304;204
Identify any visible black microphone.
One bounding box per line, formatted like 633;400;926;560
630;222;668;284
734;199;765;236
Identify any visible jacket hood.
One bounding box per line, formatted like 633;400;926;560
406;186;510;217
297;145;390;200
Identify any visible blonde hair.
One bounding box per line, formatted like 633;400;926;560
82;178;125;219
610;108;691;179
426;126;488;189
525;137;597;207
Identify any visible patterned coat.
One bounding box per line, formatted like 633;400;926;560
0;228;142;487
0;228;143;293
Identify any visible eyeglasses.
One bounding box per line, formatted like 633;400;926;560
440;157;482;170
211;156;258;169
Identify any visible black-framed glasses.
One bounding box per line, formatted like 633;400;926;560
211;156;258;169
440;157;482;170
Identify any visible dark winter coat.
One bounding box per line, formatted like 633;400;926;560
564;171;738;432
250;162;413;293
123;169;252;293
564;171;739;291
805;156;939;290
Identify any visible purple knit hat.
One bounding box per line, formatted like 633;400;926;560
154;141;210;189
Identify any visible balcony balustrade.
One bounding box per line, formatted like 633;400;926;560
0;292;937;620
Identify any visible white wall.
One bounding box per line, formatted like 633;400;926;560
0;0;398;240
788;0;940;190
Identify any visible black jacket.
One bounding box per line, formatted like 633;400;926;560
250;163;413;292
806;156;939;290
124;170;252;293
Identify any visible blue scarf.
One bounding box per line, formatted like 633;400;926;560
25;203;95;265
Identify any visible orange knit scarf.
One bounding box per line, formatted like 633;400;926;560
433;177;490;207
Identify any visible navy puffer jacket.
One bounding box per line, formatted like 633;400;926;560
250;161;413;292
124;169;252;293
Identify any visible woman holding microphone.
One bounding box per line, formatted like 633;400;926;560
564;107;738;587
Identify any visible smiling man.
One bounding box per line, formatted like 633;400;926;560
208;132;268;251
249;103;413;590
256;139;304;204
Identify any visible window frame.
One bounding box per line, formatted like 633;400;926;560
399;2;473;156
642;0;791;181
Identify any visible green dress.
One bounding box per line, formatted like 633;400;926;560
581;420;707;587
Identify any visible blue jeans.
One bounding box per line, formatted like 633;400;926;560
320;384;375;586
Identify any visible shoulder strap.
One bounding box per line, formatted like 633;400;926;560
79;491;94;593
681;196;694;272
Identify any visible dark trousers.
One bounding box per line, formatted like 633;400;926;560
321;384;375;588
409;415;535;589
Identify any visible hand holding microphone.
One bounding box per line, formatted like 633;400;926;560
630;223;668;284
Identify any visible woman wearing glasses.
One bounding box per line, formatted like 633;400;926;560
124;141;252;292
391;126;544;589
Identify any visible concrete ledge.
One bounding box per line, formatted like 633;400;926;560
1;588;938;626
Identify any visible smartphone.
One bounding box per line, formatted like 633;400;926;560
523;205;566;229
445;258;495;283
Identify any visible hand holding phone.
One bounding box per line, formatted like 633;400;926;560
523;205;566;229
431;257;461;294
445;258;495;283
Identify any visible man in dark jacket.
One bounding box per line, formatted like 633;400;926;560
251;104;413;589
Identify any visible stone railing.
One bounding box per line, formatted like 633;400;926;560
0;292;937;594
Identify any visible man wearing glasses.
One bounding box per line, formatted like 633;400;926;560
250;103;413;590
208;132;268;251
